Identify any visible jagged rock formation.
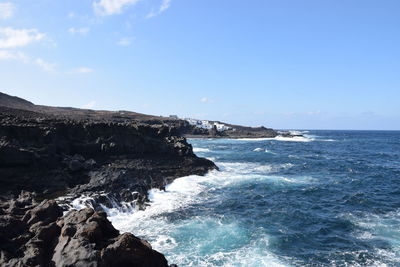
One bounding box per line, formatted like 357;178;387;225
0;104;216;208
0;192;170;267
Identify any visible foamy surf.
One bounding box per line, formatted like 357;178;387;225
193;147;211;152
64;131;398;266
101;161;294;267
253;147;277;154
235;135;314;142
345;210;400;266
274;136;313;142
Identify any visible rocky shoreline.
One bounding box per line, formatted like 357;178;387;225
0;92;218;266
0;92;290;266
0;192;173;267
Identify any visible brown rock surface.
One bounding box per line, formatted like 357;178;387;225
0;192;170;267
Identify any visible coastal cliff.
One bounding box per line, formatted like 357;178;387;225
0;92;216;266
0;106;215;208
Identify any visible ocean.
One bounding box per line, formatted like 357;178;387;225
104;131;400;266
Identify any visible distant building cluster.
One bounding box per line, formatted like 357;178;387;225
185;118;232;132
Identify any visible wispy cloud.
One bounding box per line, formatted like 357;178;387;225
200;97;212;103
146;0;171;18
0;50;28;61
93;0;140;16
68;12;76;18
0;27;54;72
68;27;90;35
159;0;171;13
0;27;45;49
75;67;94;73
34;58;56;72
0;50;55;72
81;100;96;109
0;2;15;19
117;37;133;46
280;111;323;117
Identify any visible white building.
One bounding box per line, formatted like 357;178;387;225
186;118;232;132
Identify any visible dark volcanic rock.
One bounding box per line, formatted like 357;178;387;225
0;104;216;207
0;92;219;266
0;192;170;267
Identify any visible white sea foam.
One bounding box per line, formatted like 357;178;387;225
232;135;315;142
217;162;293;175
105;187;290;266
164;229;288;267
265;149;276;154
346;210;400;265
235;135;314;142
289;130;309;135
70;195;95;210
193;147;211;152
95;159;311;267
103;161;303;227
235;137;276;141
274;136;313;142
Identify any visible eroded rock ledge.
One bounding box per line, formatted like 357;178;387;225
0;106;217;208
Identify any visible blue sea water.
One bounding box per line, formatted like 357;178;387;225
107;131;400;266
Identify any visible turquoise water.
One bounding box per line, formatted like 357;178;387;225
107;131;400;266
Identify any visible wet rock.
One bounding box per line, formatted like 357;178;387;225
23;199;63;225
100;233;169;267
0;193;170;267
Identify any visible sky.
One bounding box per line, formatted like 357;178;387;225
0;0;399;130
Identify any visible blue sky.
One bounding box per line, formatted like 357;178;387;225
0;0;399;130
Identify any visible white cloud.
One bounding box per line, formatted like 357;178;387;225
93;0;140;16
76;67;94;73
200;97;210;103
68;27;90;35
305;111;321;116
81;100;96;109
0;50;27;61
0;27;45;49
34;58;56;72
159;0;171;13
68;12;76;18
0;50;55;72
146;0;171;18
0;2;15;19
280;111;323;117
117;37;133;46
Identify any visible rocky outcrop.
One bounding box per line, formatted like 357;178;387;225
177;119;279;139
0;106;216;208
0;192;170;267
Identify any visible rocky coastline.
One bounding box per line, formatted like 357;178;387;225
0;92;290;266
0;92;218;266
